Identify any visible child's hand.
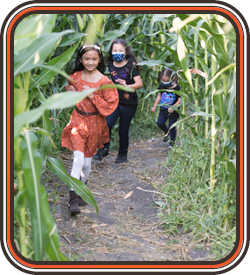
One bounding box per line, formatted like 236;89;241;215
87;93;95;100
168;107;174;113
67;85;76;92
83;85;90;90
151;106;156;113
116;78;127;86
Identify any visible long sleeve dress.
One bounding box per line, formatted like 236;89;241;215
61;71;119;158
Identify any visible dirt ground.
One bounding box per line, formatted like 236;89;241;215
47;136;212;261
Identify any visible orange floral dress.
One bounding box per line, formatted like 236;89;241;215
61;71;118;158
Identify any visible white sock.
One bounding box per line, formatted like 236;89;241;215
80;157;92;183
70;151;85;191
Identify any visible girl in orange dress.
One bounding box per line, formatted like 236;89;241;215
61;43;118;214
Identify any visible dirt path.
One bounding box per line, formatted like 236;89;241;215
47;136;212;261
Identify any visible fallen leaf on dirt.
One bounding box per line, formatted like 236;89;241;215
60;235;72;245
92;223;107;228
123;190;134;199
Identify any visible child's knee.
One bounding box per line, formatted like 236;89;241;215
73;151;85;168
82;157;92;171
157;120;165;128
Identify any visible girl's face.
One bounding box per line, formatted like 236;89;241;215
112;43;126;54
162;75;170;83
112;43;126;63
80;49;100;72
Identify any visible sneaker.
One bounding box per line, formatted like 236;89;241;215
168;141;174;149
163;134;169;143
115;154;127;163
68;191;81;214
93;148;109;160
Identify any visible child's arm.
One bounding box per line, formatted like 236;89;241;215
89;79;119;117
116;75;143;91
66;85;76;91
151;93;161;113
168;97;181;113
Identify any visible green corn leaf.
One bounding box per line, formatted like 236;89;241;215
169;111;212;129
59;33;88;47
227;158;236;188
206;63;236;86
76;14;84;31
47;157;99;214
152;42;181;68
30;42;80;87
38;90;52;170
14;75;27;116
20;131;49;260
14;14;57;54
194;19;206;53
119;14;137;33
14;30;74;76
40;186;68;261
213;93;228;123
14;188;27;222
177;34;193;92
137;59;169;67
99;29;125;44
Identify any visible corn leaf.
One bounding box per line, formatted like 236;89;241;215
30;42;80;87
14;14;57;54
14;30;74;76
47;157;99;214
40;186;69;261
20;131;49;260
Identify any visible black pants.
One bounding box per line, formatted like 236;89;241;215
157;114;178;142
104;104;137;155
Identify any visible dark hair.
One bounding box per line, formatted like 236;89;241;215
107;38;141;71
71;42;106;74
158;68;179;84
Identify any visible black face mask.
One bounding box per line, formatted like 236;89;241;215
162;80;173;88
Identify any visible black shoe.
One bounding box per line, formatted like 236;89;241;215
78;195;87;206
93;148;109;160
168;141;174;149
78;181;88;206
163;133;169;143
68;191;81;214
115;154;127;163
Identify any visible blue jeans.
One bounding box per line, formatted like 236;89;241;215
104;104;137;155
157;114;178;142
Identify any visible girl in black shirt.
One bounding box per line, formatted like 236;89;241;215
152;68;181;148
94;38;143;163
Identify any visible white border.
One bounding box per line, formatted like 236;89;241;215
1;1;248;274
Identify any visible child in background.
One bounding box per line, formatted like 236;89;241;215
61;43;118;214
151;68;181;148
94;38;143;163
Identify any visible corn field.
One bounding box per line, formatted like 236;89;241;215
14;14;236;260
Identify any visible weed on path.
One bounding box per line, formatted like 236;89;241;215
46;137;212;261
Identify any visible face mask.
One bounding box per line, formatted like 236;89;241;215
112;52;125;62
162;80;173;88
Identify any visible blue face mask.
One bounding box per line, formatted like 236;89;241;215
162;80;173;88
112;52;125;62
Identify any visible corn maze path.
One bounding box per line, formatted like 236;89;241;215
47;136;212;262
